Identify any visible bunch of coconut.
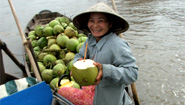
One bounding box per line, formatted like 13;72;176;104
26;16;87;90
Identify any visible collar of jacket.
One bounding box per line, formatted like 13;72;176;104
88;32;113;51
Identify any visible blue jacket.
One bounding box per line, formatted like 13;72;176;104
74;32;138;105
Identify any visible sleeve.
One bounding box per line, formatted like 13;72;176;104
102;42;138;85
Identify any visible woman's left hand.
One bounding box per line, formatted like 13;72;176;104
93;62;103;85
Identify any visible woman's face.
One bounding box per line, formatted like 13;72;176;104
88;13;112;38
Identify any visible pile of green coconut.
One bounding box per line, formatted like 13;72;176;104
26;16;87;90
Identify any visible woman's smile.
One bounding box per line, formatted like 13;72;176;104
88;13;112;39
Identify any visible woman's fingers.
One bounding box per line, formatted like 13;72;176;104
70;71;72;76
78;58;83;61
93;62;103;85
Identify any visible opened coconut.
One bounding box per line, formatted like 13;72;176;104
57;78;80;89
71;59;98;86
57;79;73;88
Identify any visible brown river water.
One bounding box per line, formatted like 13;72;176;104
0;0;184;105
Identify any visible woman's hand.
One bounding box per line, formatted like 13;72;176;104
78;58;83;61
93;62;103;85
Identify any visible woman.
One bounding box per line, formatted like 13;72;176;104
58;2;138;105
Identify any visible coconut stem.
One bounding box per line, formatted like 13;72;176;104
84;43;88;62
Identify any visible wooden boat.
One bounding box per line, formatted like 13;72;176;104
22;10;139;105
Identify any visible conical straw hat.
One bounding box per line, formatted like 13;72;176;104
73;2;129;34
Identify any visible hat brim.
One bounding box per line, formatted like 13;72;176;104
73;11;129;34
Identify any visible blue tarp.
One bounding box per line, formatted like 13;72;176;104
0;81;53;105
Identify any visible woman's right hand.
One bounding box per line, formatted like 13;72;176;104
78;58;83;61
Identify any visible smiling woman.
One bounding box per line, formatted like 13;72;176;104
58;2;138;105
1;0;185;104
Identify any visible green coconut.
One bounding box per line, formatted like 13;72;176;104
76;42;84;53
27;34;36;41
58;50;66;59
56;34;69;48
68;22;77;30
53;64;66;77
44;24;49;28
37;37;48;49
49;44;61;51
61;23;68;29
71;76;75;81
58;16;70;25
71;81;81;89
49;20;60;28
43;26;53;37
64;26;76;38
34;51;40;59
78;37;87;43
55;59;65;65
37;62;46;73
64;60;73;75
66;38;79;52
33;46;41;51
31;40;38;48
43;48;57;56
67;60;73;71
34;25;44;37
43;54;57;68
55;17;61;22
50;77;59;90
65;52;75;61
77;33;87;38
28;30;35;36
71;59;98;86
41;69;54;83
38;52;47;61
53;24;64;35
47;38;56;47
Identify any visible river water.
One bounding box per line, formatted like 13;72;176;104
0;0;184;105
